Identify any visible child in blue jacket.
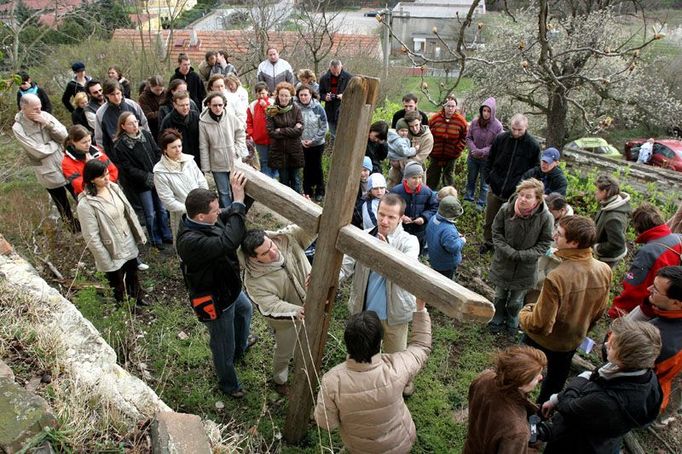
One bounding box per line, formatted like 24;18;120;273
425;195;466;279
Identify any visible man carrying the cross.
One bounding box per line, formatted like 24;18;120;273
339;193;420;394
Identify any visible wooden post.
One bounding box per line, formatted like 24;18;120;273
282;76;380;443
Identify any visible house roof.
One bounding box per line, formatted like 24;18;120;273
392;2;484;18
110;29;382;64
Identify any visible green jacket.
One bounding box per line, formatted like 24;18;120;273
594;192;631;263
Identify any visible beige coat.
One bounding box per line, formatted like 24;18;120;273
239;225;315;318
77;183;146;272
314;310;432;453
198;109;247;173
12;111;68;189
410;125;434;163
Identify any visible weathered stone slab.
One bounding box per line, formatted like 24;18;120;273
0;377;58;453
151;411;212;454
0;359;14;381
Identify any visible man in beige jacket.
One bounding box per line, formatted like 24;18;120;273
239;224;315;396
314;298;431;453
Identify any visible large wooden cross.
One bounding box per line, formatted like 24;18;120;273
235;76;494;444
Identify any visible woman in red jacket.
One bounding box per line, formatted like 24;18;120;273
247;81;278;179
62;125;118;195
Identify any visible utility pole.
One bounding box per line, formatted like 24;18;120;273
382;5;391;80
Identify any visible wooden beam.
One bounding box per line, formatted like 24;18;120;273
336;225;494;322
234;161;323;234
283;76;380;443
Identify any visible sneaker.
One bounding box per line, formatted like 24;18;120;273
246;334;259;350
137;261;150;271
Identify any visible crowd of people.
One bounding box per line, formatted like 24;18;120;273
11;47;682;453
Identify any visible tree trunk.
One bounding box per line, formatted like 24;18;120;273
545;86;568;148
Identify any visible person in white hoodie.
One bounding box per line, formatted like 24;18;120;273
153;129;208;243
257;47;295;95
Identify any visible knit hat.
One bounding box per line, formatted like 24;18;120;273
541;147;561;164
71;61;85;72
368;173;387;190
362;156;373;172
403;161;423;179
395;118;409;131
438;196;463;221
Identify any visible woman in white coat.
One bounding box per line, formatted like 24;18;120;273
153;128;208;243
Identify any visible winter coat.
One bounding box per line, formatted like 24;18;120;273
77;183;146;272
485;131;541;199
651;306;682;411
611;224;682;318
340;224;419;326
295;99;327;147
138;86;165;138
246;99;271;145
95;99;150;158
428;110;468;162
84;100;103;136
390;182;439;237
318;69;352;124
17;82;52;113
239;225;315;319
198;109;246;173
159;109;201;163
224;86;249;126
409;125;434;162
540;369;662;454
489;196;554;290
594;192;631;263
466;97;503;160
153;153;208;214
314;310;431;453
113;130;161;193
266;103;304;169
522;165;568;196
61;76;91;112
176;203;247;313
520;248;612;352
71;107;91;132
256;58;295;94
463;369;538;454
169;67;206;106
62;145;119;195
425;214;465;271
365;139;388;174
387;130;416;161
12;111;68;189
159;98;199;124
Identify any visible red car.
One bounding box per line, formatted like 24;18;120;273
624;139;682;172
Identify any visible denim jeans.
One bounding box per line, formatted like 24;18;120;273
279;167;302;193
138;189;172;245
490;287;527;331
465;156;489;206
204;291;253;394
256;143;278;179
212;171;232;208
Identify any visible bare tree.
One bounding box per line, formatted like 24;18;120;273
293;0;344;76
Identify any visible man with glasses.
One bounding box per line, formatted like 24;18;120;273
160;91;200;164
519;215;612;405
198;92;246;207
427;96;467;190
84;80;106;138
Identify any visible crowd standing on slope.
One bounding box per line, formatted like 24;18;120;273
11;48;682;453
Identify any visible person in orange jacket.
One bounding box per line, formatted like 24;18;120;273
62;124;118;195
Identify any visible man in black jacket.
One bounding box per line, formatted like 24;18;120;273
480;113;540;253
521;147;568;196
319;60;352;140
176;176;254;398
169;53;206;107
159;91;200;164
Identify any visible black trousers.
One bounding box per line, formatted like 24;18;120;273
303;144;325;196
105;258;141;302
46;184;78;230
523;335;576;405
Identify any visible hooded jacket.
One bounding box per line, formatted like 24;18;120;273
409;125;434;163
198;108;247;173
169;67;206;106
428;109;467;162
295;98;327;147
138;86;165;138
390;181;439;237
489;195;554;290
17;82;52;114
62;145;119;195
256;58;295;94
159;109;201;163
610;224;682;318
340;223;419;326
463;369;539;454
651;305;682;411
76;183;146;272
246;98;272;145
540;369;662;454
485;131;541;200
266;102;304;169
239;225;315;319
61;75;91;112
520;248;612;352
153;153;208;214
314;310;431;454
12;111;68;189
466;97;503;160
387;130;416;161
425;214;465;271
113;130;161;193
594;192;631;263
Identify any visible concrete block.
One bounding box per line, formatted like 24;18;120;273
151;411;212;454
0;359;14;381
0;377;58;453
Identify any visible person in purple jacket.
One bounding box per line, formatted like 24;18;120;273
464;97;503;210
